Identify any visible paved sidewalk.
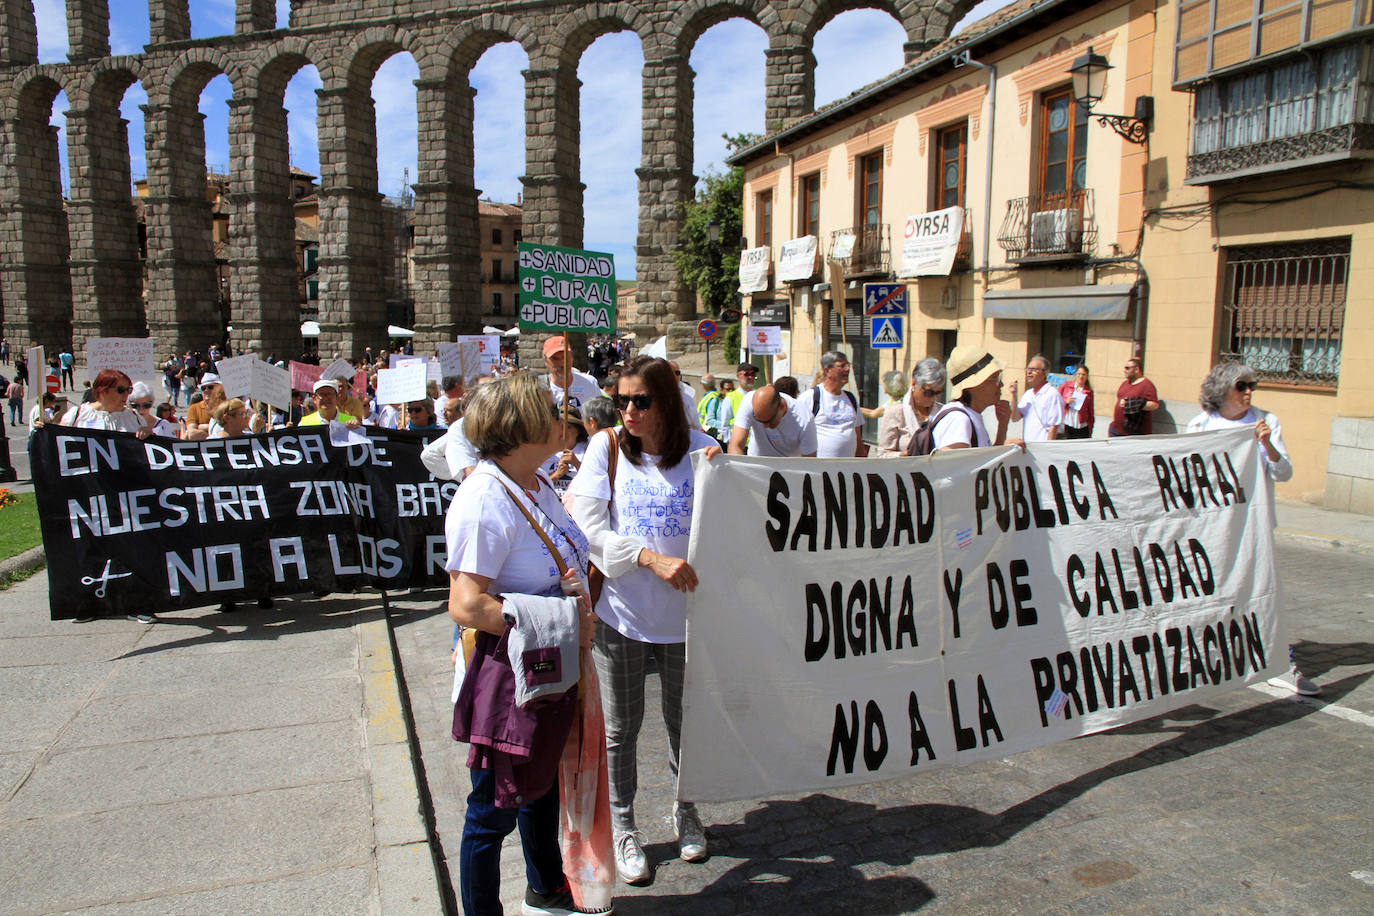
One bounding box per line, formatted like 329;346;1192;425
390;540;1374;915
0;573;441;915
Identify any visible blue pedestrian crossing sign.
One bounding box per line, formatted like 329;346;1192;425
871;316;903;349
863;282;908;315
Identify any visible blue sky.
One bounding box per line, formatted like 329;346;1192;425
34;0;1008;278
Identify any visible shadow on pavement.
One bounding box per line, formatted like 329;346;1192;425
618;669;1371;915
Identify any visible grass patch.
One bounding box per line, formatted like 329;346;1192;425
0;492;43;561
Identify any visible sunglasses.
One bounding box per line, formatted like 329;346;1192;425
407;406;427;413
132;401;153;408
1235;381;1258;393
612;393;654;411
112;386;130;395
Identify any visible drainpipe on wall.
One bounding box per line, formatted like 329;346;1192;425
952;51;996;279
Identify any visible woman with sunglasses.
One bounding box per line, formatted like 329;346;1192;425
877;357;945;456
1186;364;1316;697
405;397;439;431
569;356;721;886
49;370;153;439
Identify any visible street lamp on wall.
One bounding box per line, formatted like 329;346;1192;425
1068;46;1152;145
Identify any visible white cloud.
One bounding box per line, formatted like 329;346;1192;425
813;9;907;107
34;0;68;63
579;32;642;276
285;68;322;177
472;42;529;204
371;55;420;198
690;20;767;178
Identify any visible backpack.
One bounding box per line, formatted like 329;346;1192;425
905;404;963;456
809;387;858;415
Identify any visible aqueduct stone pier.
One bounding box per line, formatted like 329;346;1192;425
1;0;971;358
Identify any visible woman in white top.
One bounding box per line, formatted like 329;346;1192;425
445;372;597;916
931;346;1020;451
569;356;720;885
52;370;153;438
1185;363;1314;698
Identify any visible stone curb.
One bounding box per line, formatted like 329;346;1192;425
0;545;45;582
356;609;447;914
1275;527;1374;557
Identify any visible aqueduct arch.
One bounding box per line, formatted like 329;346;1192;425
0;0;976;358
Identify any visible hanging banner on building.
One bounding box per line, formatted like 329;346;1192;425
678;428;1286;802
738;246;771;293
29;426;455;619
86;337;156;380
517;242;617;335
830;230;856;260
777;236;819;283
748;324;782;356
900;206;965;277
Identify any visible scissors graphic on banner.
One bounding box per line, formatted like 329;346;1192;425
81;559;132;598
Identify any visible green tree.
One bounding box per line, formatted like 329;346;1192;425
676;132;760;363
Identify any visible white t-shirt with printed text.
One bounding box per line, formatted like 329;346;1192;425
569;429;717;643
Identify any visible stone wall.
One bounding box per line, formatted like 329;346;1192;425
0;0;974;358
1326;417;1374;514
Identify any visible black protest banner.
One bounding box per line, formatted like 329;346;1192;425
30;426;455;619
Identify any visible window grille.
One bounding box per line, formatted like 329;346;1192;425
1220;239;1348;387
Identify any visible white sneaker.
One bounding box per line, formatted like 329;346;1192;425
1268;664;1321;696
613;829;650;885
674;803;708;862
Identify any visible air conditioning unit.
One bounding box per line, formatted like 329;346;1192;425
1028;208;1083;254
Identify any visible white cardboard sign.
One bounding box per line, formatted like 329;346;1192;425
86;337;155;380
375;362;428;404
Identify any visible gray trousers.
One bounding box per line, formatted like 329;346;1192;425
592;620;691;833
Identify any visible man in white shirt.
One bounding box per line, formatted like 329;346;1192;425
544;336;601;410
727;385;817;457
1009;353;1063;441
797;351;864;457
433;375;463;428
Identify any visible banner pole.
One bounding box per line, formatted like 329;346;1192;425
562;332;571;426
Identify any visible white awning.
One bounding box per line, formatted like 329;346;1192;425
983;284;1135;321
388;325;415;338
300;321;321;337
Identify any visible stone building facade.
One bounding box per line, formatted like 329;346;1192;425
0;0;976;361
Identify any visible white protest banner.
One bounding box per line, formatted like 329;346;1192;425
214;354;256;399
738;246;771;293
320;357;353;381
748;324;782;356
900;206;965;277
678;428;1286;803
427;358;442;385
455;334;501;375
250;359;291;409
86;337;155;380
777;236;819;283
375;362;428;404
830;230;855;260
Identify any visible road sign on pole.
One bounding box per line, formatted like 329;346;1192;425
863;283;908;316
697;319;717;340
871;316;904;349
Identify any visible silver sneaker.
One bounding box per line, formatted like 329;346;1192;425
613;829;650;885
674;803;708;862
1268;664;1320;696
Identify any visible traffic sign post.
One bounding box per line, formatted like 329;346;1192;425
871;315;903;349
863;283;908;316
697;319;717;372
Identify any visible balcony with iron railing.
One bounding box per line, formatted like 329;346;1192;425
1187;40;1374;183
828;224;891;278
998;189;1098;263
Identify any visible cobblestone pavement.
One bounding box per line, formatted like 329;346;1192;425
387;539;1374;915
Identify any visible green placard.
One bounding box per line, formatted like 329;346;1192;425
517;242;617;335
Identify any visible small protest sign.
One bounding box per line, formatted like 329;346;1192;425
289;361;324;392
320;357;353;381
250;360;291;409
376;362;428;404
749;325;782;355
214;354;255;399
455;335;501;375
517;242;617;335
87;338;155;380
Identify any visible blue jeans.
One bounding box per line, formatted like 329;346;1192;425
460;767;563;915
